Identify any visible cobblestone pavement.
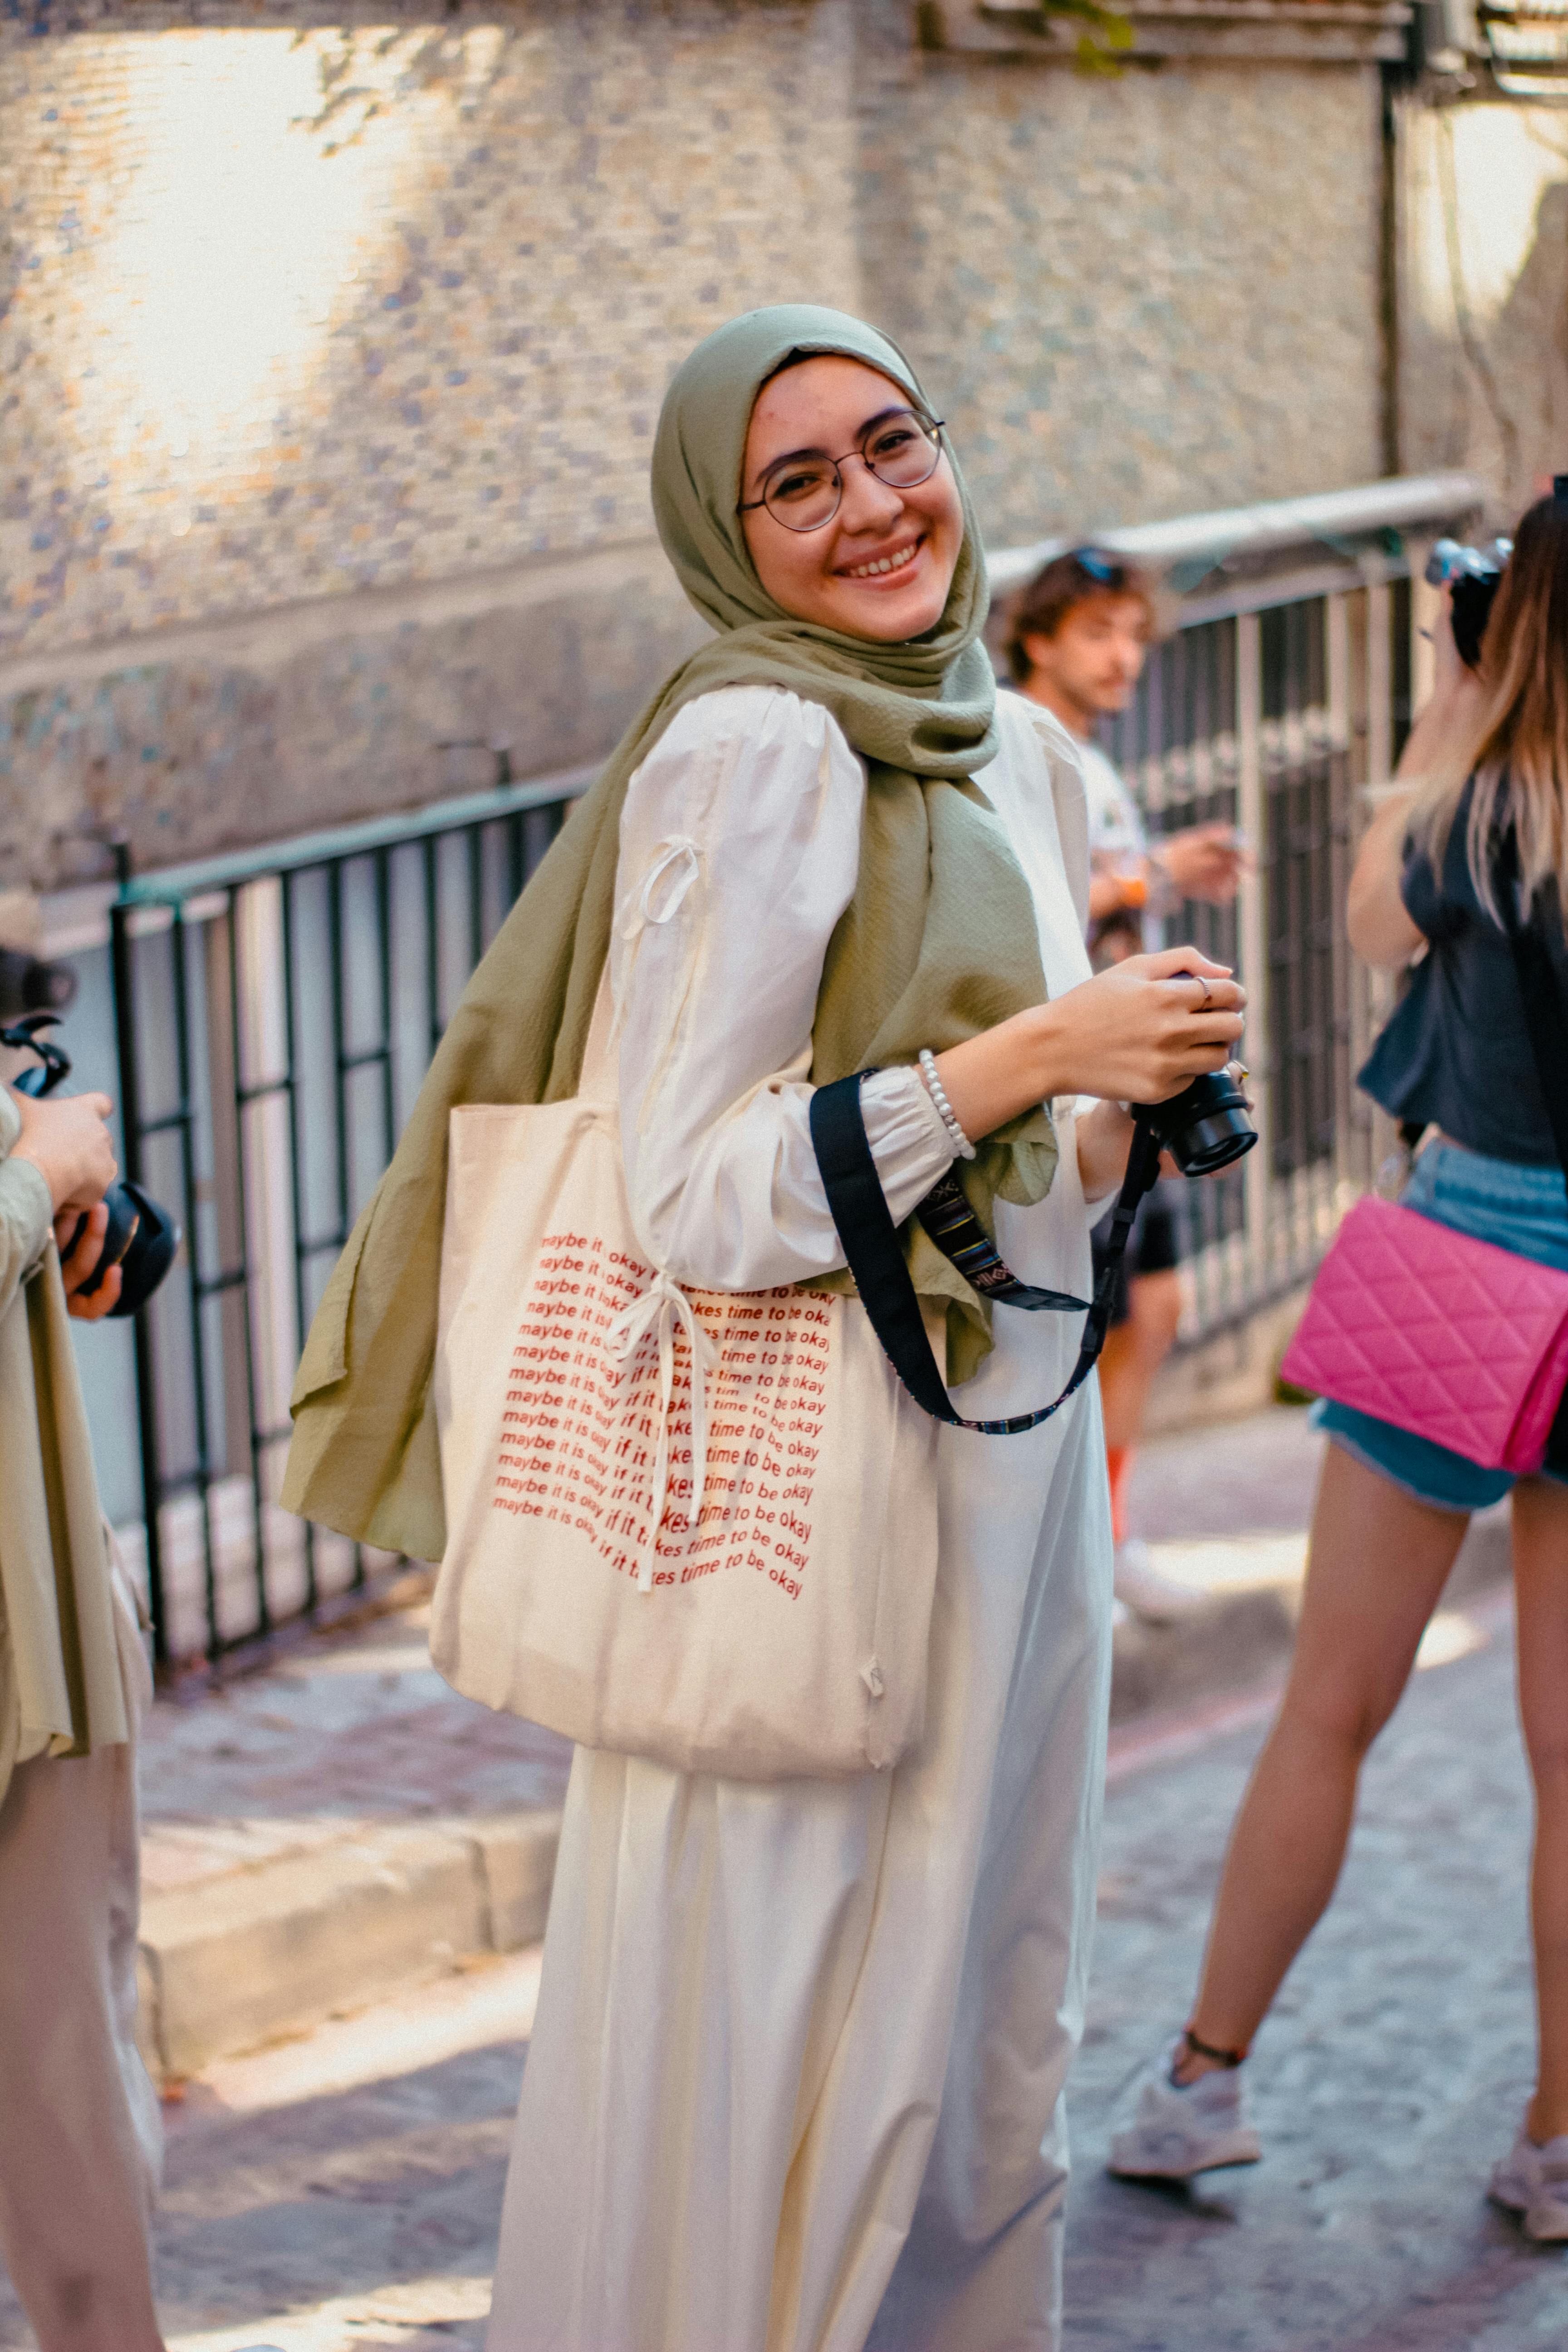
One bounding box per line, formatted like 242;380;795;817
1069;1588;1565;2350
3;1583;1555;2350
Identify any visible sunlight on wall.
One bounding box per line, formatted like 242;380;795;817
1406;103;1568;334
74;29;499;503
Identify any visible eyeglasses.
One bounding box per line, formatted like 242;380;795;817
738;408;946;534
1074;549;1126;586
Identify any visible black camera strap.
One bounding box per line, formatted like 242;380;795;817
0;1012;71;1097
809;1070;1160;1433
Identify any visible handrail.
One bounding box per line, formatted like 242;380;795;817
116;761;600;906
985;468;1490;596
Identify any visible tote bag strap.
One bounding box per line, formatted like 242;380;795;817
809;1071;1160;1434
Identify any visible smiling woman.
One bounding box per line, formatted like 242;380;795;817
285;302;1243;2352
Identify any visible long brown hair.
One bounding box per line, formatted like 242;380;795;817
1411;488;1568;919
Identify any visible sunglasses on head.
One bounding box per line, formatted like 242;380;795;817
1073;548;1126;586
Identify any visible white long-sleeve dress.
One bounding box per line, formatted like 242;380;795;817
485;683;1114;2352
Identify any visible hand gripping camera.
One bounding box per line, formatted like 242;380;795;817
1425;535;1513;670
1;1010;179;1316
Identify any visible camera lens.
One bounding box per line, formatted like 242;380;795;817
1130;1069;1258;1177
1175;1101;1257;1175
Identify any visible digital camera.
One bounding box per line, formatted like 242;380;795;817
1;1010;180;1317
1130;1067;1257;1177
1425;536;1513;670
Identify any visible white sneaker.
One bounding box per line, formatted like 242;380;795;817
1108;2036;1263;2180
1112;1537;1207;1624
1490;2126;1568;2240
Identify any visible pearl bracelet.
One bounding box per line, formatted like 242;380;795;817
918;1047;978;1161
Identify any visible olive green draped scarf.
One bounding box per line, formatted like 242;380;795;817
283;305;1056;1563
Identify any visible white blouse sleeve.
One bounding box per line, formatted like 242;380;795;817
612;686;954;1291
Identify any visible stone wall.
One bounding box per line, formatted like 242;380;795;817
2;0;1392;889
858;17;1387;546
1397;93;1568;527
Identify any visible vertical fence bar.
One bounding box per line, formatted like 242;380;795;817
224;890;270;1642
279;869;319;1616
167;907;222;1662
109;866;170;1663
376;846;396;1165
1235;610;1272;1296
424;835;443;1059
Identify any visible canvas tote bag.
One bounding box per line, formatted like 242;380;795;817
431;978;941;1782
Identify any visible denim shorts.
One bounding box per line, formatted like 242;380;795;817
1311;1139;1568;1512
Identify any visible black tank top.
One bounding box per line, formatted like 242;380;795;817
1357;780;1568;1166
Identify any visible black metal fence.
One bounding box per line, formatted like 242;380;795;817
1104;572;1410;1341
110;768;591;1666
107;567;1418;1668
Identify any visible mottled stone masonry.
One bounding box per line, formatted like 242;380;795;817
1;0;1397;886
861;43;1385;544
1;1;860;658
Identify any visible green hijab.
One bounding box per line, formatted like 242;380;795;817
282;304;1057;1563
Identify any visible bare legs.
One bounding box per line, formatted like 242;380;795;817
1176;1445;1568;2139
1178;1444;1468;2077
1513;1474;1568;2141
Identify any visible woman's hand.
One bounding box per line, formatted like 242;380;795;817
932;947;1245;1145
55;1201;124;1319
7;1086;118;1215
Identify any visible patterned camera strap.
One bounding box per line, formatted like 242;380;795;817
810;1071;1160;1434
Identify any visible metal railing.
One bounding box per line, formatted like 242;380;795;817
1106;578;1410;1342
109;767;593;1666
105;471;1486;1666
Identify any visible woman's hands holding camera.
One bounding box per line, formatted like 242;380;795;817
7;1087;125;1317
1036;949;1246;1104
54;1201;124;1318
932;947;1245;1147
10;1086;118;1212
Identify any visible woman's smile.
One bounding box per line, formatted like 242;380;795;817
838;534;926;585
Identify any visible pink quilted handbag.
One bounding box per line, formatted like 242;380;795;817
1280;1194;1568;1474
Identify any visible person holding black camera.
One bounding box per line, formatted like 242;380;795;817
1107;485;1568;2241
0;1052;282;2349
0;1066;173;2349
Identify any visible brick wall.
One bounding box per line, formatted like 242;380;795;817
2;0;1391;889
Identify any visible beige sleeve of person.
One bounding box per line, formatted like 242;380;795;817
612;686;954;1292
0;1089;55;1319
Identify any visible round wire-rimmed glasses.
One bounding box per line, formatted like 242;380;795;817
737;408;947;534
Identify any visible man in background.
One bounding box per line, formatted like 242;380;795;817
1007;549;1246;1621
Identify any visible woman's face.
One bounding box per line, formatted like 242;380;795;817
739;356;965;642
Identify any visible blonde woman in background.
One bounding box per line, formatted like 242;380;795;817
1108;486;1568;2242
